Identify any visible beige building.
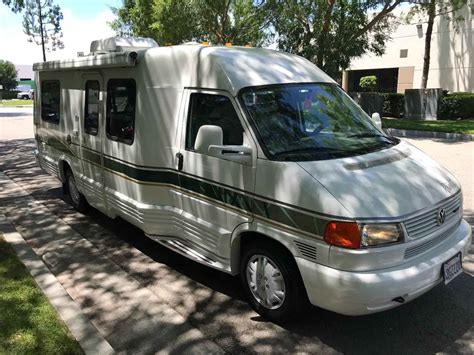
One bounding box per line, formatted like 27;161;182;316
343;2;474;93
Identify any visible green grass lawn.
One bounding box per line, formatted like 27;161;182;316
382;118;474;135
0;99;33;106
0;235;83;354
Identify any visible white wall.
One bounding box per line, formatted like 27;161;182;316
349;2;474;92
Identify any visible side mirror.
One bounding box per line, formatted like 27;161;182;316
194;125;252;165
371;112;382;130
195;125;223;154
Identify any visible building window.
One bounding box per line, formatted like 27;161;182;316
106;79;136;145
416;23;423;38
186;93;244;150
41;80;60;124
84;81;100;136
400;49;408;58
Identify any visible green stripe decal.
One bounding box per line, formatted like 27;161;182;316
82;148;101;165
39;141;334;236
104;158;180;186
100;155;323;236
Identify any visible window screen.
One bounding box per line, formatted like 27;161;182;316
400;49;408;58
186;93;244;150
84;81;99;136
106;79;136;144
41;80;60;124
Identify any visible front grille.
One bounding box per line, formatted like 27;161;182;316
404;220;461;259
404;193;462;240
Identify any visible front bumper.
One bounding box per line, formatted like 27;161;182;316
296;219;472;316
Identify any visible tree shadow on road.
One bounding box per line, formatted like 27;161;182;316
1;138;473;354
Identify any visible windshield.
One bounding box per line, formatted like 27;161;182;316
239;83;398;161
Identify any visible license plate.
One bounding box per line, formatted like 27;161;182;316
442;252;463;285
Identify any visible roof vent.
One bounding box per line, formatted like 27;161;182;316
90;37;159;53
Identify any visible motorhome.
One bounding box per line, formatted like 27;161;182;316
33;37;471;321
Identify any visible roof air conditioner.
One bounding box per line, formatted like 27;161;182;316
90;37;159;53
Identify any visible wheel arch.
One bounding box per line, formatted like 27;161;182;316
230;223;300;276
58;157;73;183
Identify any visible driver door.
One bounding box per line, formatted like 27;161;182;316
177;89;256;262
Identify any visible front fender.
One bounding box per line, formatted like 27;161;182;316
229;219;330;275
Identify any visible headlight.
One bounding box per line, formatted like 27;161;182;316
361;223;404;247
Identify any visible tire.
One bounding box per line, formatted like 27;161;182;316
240;240;308;322
65;169;89;213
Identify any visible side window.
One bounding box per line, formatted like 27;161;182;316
106;79;136;145
84;80;99;136
41;80;60;124
185;93;244;150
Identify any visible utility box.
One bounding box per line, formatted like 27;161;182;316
404;88;443;120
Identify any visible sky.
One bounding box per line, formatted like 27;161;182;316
0;0;122;65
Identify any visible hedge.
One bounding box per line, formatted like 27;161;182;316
0;90;20;100
381;93;404;118
351;91;474;120
438;92;474;120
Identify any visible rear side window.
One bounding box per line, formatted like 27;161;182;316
106;79;136;145
84;80;99;136
41;80;60;124
185;93;244;150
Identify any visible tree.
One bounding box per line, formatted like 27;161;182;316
2;0;25;12
359;75;377;92
266;0;403;79
110;0;157;37
0;60;18;91
110;0;270;46
406;0;466;89
192;0;269;45
22;0;64;62
110;0;403;80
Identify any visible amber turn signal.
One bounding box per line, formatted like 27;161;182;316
324;221;361;249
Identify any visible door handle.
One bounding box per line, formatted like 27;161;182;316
66;134;72;145
176;152;183;171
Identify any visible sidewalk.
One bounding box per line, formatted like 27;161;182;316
0;215;114;354
386;128;474;141
0;171;223;354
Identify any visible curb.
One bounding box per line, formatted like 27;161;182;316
0;214;115;355
386;128;474;141
0;171;224;354
0;105;33;108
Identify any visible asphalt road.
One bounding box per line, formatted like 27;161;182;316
1;107;473;354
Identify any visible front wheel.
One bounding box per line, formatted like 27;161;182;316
65;170;89;213
240;241;308;322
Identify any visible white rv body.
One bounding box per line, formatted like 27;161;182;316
34;38;471;318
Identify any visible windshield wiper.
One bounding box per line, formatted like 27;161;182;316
347;132;389;139
273;146;347;157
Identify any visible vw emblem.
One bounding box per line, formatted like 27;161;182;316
437;208;447;225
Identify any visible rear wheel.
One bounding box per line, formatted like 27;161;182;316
65;169;89;213
240;241;308;322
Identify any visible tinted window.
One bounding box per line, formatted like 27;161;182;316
186;93;243;150
240;83;398;161
84;80;99;135
106;79;136;144
41;80;60;124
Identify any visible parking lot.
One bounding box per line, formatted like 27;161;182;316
0;108;473;353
